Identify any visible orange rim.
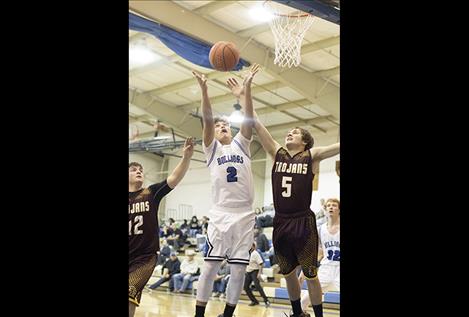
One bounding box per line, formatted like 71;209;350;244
263;0;314;18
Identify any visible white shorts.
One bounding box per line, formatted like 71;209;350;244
204;208;256;265
318;264;340;292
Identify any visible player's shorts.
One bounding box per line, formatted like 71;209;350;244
204;207;256;265
318;263;340;291
273;210;319;279
129;254;156;306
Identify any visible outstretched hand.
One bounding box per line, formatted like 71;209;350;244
227;77;243;98
182;137;194;158
226;63;261;98
192;71;207;90
243;63;260;86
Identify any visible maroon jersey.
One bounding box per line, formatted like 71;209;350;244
271;148;314;215
129;180;172;264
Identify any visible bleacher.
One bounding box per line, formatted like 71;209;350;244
148;223;339;309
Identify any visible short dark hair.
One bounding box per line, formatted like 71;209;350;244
129;162;143;170
214;116;230;126
296;127;314;150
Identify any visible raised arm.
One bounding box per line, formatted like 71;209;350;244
167;137;194;189
253;112;281;159
240;63;259;140
226;67;280;159
192;71;214;147
310;142;340;161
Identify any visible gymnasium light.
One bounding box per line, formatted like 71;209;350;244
229;103;244;124
129;44;160;67
249;5;274;22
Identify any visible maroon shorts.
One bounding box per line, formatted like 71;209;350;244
129;254;156;305
273;210;319;278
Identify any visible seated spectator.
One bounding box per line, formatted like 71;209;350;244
149;251;181;291
172;250;200;292
160;224;174;238
189;216;201;237
254;226;270;253
212;259;230;297
167;223;186;251
266;246;278;267
157;239;172;265
256;205;275;228
200;216;210;235
180;219;189;233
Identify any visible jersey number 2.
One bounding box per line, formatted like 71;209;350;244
227;167;238;182
129;215;143;236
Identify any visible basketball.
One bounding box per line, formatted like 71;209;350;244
209;41;240;72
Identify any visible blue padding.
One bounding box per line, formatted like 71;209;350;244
324;292;340;303
274;288;290;299
274;288;340;303
129;12;250;70
273;0;340;25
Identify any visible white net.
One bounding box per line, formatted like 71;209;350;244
268;10;314;68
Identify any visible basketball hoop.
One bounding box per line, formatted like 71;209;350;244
264;0;314;68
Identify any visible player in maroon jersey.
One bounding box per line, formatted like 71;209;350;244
129;137;194;317
227;67;339;317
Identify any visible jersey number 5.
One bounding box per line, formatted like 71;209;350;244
282;176;292;197
129;215;143;236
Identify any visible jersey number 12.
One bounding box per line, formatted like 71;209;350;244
129;215;143;236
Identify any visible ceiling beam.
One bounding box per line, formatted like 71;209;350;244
193;1;236;15
129;54;182;77
236;23;271;38
263;115;335;134
314;66;339;78
301;36;340;55
145;70;225;95
129;88;203;139
179;81;287;111
129;1;339;118
256;99;311;115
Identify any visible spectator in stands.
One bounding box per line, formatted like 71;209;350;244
315;198;327;227
160;224;174;238
256;205;275;228
157;239;172;265
166;223;184;251
172;250;200;292
254;226;270;253
149;251;181;292
266;245;278;267
180;219;189;232
201;216;210;234
244;242;271;307
212;260;230;298
189;216;201;237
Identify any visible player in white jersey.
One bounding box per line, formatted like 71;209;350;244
192;64;260;317
300;198;340;311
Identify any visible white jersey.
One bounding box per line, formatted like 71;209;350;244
319;222;340;266
203;132;254;210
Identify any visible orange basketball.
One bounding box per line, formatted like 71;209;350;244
209;41;240;72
